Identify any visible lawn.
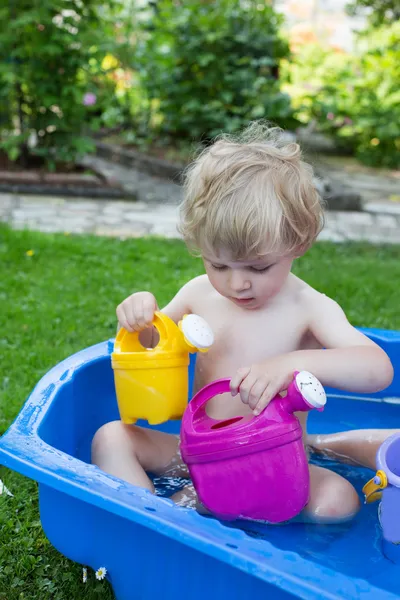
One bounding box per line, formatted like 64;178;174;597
1;223;400;599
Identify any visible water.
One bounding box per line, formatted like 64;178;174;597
152;473;191;498
152;453;399;594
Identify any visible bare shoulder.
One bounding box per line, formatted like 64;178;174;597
291;277;352;335
294;277;344;316
183;274;215;311
294;277;376;348
287;274;336;310
162;274;211;321
289;274;342;311
185;273;211;291
181;274;212;299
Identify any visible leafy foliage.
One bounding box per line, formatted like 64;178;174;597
0;0;128;168
283;22;400;168
133;0;295;141
346;0;400;27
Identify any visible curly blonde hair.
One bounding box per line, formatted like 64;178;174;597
178;121;324;259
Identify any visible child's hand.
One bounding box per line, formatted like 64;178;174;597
230;357;294;415
116;292;158;333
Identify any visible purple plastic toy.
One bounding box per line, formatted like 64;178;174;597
180;371;326;523
363;432;400;564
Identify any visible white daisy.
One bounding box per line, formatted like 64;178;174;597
0;479;13;497
95;566;107;581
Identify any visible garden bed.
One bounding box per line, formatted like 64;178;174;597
95;139;185;182
0;151;136;200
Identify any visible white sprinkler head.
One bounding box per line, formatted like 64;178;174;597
295;371;326;409
181;314;214;350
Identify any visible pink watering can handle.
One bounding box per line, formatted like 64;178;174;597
189;371;326;418
189;378;231;415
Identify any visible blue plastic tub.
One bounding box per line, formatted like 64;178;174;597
1;328;400;600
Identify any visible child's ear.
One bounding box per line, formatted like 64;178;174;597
293;245;307;259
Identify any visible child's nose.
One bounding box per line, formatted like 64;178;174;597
229;270;250;291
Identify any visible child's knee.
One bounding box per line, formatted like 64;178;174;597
307;475;360;523
91;420;131;461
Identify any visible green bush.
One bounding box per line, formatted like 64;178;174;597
283;22;400;168
346;0;399;27
134;0;295;141
0;0;128;168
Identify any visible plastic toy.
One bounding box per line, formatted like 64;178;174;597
112;311;213;424
1;328;400;600
363;432;400;564
180;371;326;522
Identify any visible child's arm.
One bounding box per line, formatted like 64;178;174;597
159;284;193;324
291;293;394;393
231;292;394;415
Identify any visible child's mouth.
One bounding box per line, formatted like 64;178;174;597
232;297;254;305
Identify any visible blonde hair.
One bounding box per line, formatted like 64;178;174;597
178;121;324;259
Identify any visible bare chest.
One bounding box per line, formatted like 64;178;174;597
193;298;309;385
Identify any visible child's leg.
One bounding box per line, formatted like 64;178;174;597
298;464;360;524
173;465;360;522
92;421;205;509
172;482;208;511
307;429;399;471
172;465;360;523
91;422;360;522
91;420;187;491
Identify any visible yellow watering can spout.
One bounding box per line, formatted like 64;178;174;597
178;313;214;353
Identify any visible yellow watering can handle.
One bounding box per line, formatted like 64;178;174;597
362;469;388;503
114;311;214;354
114;311;176;353
151;312;174;350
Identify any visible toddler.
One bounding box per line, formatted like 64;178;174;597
92;122;394;523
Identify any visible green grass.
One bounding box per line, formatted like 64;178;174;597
1;223;400;599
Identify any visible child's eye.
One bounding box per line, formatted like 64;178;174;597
211;264;227;270
250;265;273;273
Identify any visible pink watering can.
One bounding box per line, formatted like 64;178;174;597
180;371;326;523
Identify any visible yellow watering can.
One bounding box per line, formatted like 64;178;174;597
111;312;214;425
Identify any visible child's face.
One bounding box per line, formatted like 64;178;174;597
202;248;294;310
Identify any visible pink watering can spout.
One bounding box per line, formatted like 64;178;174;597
279;370;326;414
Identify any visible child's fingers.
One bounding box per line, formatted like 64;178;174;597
230;366;251;397
238;376;258;405
133;297;149;330
143;298;157;326
247;377;269;411
116;304;134;332
129;304;145;331
117;301;145;332
116;293;157;333
253;384;277;415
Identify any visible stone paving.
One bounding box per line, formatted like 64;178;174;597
1;191;400;244
313;155;400;206
0;194;180;238
81;154;183;205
